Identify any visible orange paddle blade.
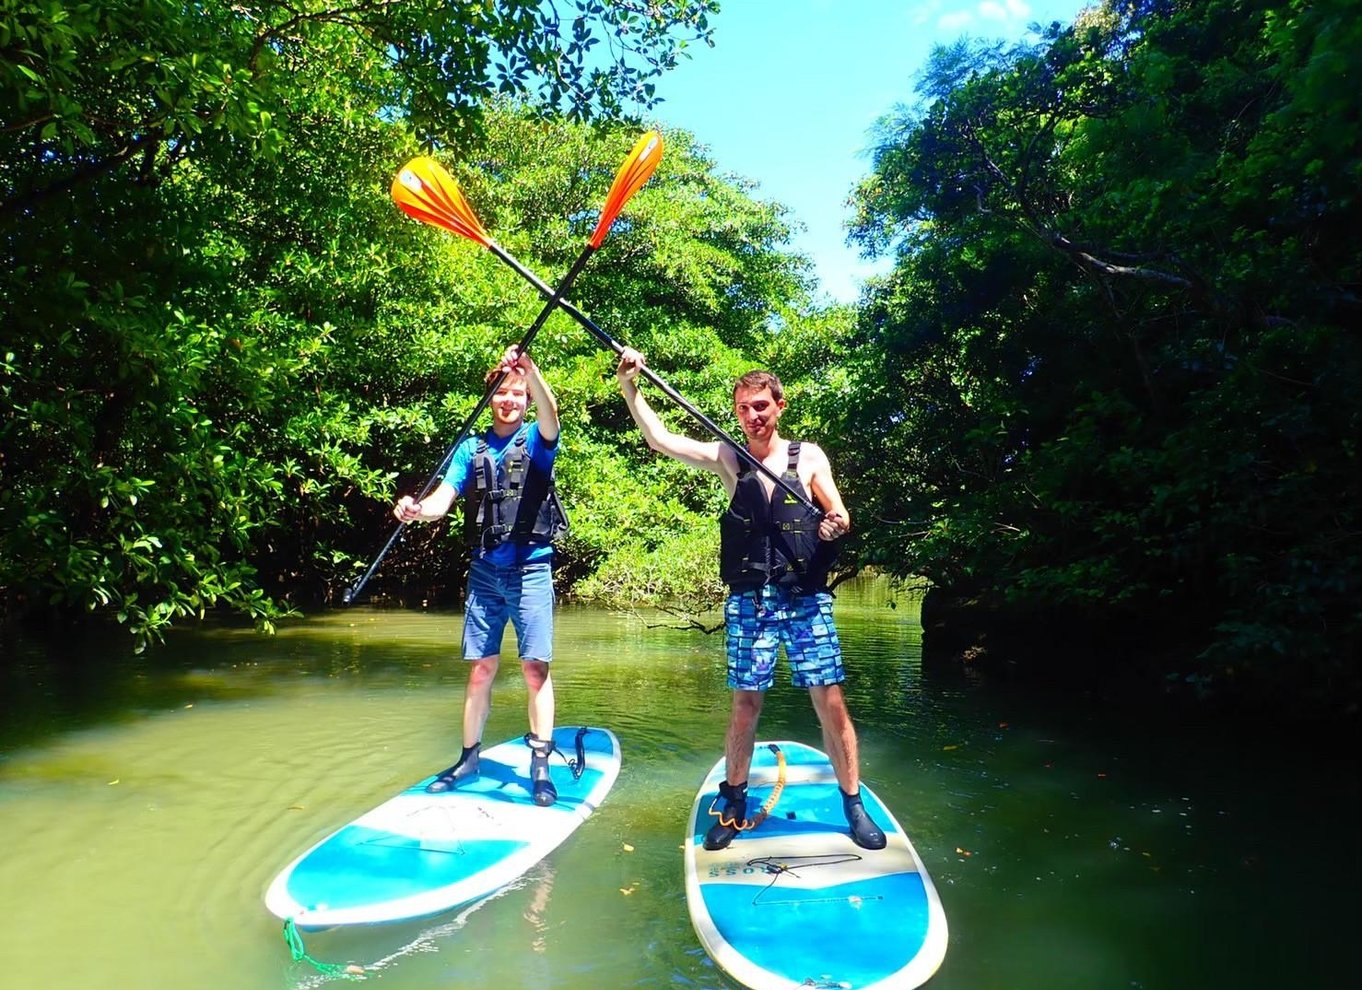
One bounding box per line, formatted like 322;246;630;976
588;130;664;249
391;156;492;247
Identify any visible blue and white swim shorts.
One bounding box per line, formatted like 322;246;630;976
723;585;844;691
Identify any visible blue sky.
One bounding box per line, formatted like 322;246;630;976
642;0;1091;303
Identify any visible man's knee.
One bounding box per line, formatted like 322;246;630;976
521;658;551;690
468;656;500;687
809;683;850;720
732;689;765;720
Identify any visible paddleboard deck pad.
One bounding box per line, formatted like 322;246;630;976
265;725;620;927
684;740;947;990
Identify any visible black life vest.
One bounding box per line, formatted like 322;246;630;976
718;441;837;593
463;431;569;553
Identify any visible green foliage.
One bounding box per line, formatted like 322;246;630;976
573;523;723;614
845;0;1361;709
2;0;779;647
0;1;718;212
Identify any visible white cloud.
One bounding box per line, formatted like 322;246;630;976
911;0;947;27
942;0;1033;30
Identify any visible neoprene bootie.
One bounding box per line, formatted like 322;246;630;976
842;788;887;850
703;780;749;850
527;735;558;807
426;743;480;793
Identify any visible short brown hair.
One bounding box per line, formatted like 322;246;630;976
733;370;784;403
486;367;528;389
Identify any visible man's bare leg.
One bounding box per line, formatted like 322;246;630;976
810;684;885;850
703;690;765;850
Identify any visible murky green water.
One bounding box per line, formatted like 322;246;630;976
1;578;1357;989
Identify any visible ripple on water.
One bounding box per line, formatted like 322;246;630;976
2;581;1356;990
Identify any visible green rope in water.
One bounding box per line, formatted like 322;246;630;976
283;917;363;979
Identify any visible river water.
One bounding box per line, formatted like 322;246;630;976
1;578;1356;989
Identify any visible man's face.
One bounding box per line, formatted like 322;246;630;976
492;377;530;426
733;386;785;442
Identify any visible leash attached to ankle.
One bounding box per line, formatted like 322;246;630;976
525;733;559;807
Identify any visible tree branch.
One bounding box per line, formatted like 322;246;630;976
0;133;158;219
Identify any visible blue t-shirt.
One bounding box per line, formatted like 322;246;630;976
444;422;559;565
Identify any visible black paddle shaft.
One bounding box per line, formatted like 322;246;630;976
487;243;823;517
342;248;596;605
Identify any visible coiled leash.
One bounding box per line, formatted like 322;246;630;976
282;917;364;978
566;726;589;780
708;743;787;831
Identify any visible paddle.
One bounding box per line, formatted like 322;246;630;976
341;133;664;605
390;146;821;516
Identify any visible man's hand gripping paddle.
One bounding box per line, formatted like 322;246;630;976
390;138;820;516
341;132;663;605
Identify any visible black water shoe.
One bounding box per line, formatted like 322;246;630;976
527;735;558;807
426;743;480;793
842;788;887;850
703;780;749;850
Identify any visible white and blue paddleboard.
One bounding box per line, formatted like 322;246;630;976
685;740;947;990
265;725;620;928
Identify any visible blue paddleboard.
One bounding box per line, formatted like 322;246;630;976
265;725;620;927
685;740;947;990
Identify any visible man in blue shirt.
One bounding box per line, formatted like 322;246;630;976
394;345;567;805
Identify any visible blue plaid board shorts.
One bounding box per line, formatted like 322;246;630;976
724;585;845;691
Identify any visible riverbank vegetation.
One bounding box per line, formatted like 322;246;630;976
4;1;1357;720
837;0;1359;717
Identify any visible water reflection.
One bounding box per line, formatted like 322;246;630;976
0;577;1356;990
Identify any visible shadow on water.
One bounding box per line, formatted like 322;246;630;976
1;619;286;752
2;605;489;752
